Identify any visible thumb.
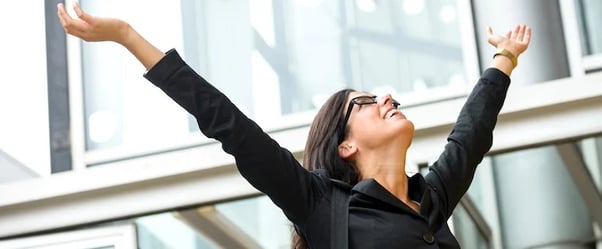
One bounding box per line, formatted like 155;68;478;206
486;26;498;46
486;26;494;36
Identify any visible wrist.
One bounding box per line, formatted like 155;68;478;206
493;48;517;67
118;23;137;47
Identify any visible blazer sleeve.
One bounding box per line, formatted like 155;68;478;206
425;68;510;218
143;49;325;223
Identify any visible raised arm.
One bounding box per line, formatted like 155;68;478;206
57;3;325;224
425;25;531;217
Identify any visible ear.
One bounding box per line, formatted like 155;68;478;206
338;143;358;159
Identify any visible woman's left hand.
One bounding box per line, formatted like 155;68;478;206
487;24;531;58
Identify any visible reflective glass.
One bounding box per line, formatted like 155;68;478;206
135;196;291;249
81;0;469;152
452;205;490;249
465;158;493;219
81;0;190;151
136;213;214;249
577;0;602;55
577;136;602;194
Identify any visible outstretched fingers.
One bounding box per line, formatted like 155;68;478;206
521;26;532;44
509;25;520;40
57;3;94;40
57;4;79;31
57;3;71;27
510;24;531;43
73;2;94;23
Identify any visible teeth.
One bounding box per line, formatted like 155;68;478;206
387;112;395;119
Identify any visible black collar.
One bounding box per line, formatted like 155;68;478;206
351;173;432;216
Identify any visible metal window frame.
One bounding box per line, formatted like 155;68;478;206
559;0;602;75
0;224;136;249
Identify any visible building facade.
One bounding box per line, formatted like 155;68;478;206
0;0;601;248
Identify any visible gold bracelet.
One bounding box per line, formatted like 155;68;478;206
493;48;517;67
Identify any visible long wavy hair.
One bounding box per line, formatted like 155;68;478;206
291;89;361;249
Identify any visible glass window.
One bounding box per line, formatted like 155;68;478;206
577;136;602;192
452;205;490;249
0;225;136;249
134;196;292;249
465;158;496;218
80;0;191;152
80;0;471;155
577;0;602;55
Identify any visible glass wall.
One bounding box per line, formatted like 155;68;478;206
80;0;189;152
135;196;292;249
80;0;470;155
0;225;136;249
0;1;50;176
453;205;490;249
577;0;602;56
458;136;602;249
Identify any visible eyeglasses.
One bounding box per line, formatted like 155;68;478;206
339;95;401;140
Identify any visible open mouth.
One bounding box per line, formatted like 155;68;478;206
385;109;400;119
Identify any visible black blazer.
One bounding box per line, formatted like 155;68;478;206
144;49;511;249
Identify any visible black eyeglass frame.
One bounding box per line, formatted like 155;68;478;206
339;95;400;141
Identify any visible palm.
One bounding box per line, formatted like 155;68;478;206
487;25;531;56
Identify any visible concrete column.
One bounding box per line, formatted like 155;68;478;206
472;1;594;249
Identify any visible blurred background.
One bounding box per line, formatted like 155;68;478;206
0;0;601;248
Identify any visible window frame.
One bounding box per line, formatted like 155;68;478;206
0;225;136;249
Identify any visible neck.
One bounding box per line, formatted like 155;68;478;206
357;147;411;203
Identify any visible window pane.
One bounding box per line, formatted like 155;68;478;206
82;0;469;152
81;0;190;151
182;0;469;124
577;0;602;55
135;196;291;249
453;205;490;249
136;213;215;249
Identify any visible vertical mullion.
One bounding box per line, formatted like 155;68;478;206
45;0;72;173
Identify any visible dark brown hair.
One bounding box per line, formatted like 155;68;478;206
291;89;360;249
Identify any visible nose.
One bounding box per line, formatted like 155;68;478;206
378;94;393;106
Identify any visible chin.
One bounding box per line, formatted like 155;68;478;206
403;120;415;142
401;119;415;134
392;119;414;147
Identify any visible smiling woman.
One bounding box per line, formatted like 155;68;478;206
57;2;530;248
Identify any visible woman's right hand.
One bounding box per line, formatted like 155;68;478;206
57;2;131;44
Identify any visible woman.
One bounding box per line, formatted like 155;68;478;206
58;3;530;248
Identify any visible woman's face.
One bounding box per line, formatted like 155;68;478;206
341;91;414;151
